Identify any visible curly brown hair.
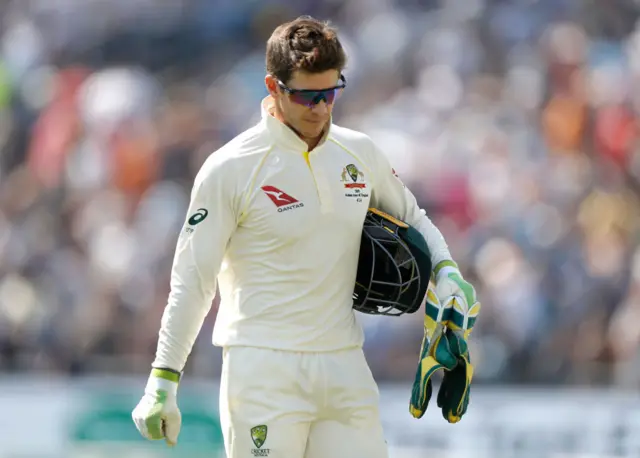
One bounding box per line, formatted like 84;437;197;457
266;16;347;85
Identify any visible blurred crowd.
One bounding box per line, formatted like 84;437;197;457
1;0;640;388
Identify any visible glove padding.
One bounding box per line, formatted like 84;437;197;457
409;288;456;418
132;368;182;446
409;323;457;418
436;328;474;423
436;276;480;423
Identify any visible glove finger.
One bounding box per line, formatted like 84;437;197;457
144;406;166;440
438;373;461;423
439;361;471;423
455;356;474;417
436;374;448;409
132;407;150;439
409;378;432;418
163;411;182;446
410;356;444;418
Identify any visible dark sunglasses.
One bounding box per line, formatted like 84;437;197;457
276;74;346;107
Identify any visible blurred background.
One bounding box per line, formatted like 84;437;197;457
1;0;640;456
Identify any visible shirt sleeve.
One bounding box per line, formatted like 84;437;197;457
369;141;454;270
152;155;238;372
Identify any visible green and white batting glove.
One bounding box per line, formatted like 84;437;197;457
132;368;182;446
410;261;481;423
409;287;456;418
433;260;481;423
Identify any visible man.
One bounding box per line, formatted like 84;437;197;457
132;15;477;458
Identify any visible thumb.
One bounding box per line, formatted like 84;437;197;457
163;411;181;447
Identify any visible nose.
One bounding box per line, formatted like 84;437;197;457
310;100;329;116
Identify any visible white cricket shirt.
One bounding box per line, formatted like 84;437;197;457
153;97;454;371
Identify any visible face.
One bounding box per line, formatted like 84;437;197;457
265;70;343;140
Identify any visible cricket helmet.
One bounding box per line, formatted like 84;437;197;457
352;208;433;316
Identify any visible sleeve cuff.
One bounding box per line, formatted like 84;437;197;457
434;260;460;278
151;367;181;383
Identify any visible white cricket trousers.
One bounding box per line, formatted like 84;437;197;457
219;346;389;458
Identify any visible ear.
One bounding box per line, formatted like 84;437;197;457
265;75;279;97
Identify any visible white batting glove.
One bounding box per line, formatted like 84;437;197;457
132;368;182;446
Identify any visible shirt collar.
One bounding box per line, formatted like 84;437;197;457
260;96;332;152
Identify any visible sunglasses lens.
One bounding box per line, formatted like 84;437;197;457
322;89;338;105
290;92;319;106
290;88;342;106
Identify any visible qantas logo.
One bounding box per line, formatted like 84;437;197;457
261;186;304;213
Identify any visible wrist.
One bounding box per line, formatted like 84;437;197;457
147;367;180;396
434;260;460;281
152;367;181;382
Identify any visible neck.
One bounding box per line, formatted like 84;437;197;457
303;132;322;151
272;105;324;151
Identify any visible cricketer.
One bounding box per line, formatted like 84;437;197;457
132;15;479;458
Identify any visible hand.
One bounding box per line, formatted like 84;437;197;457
132;368;182;446
433;261;480;423
434;261;480;339
410;262;481;423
